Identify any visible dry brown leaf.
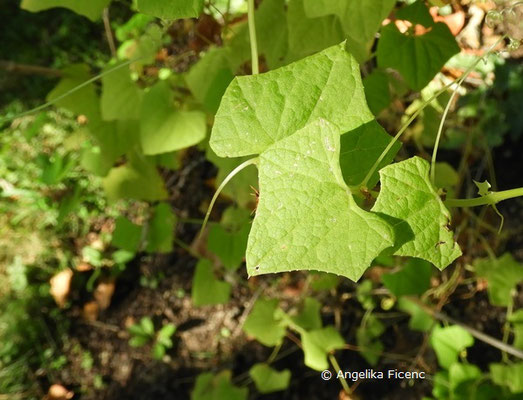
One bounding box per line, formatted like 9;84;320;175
82;301;99;321
47;384;74;400
94;280;115;310
49;269;73;308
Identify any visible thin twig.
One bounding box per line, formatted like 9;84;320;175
0;60;62;77
103;7;117;57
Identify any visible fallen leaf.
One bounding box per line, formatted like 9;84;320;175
94;279;115;310
50;269;73;308
82;301;99;321
47;384;74;400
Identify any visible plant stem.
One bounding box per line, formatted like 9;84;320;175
199;157;259;236
247;0;259;75
328;354;351;394
444;187;523;208
103;7;116;57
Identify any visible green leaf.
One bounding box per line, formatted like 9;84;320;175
301;326;345;371
377;23;460;91
382;258;433;297
152;343;166;359
508;309;523;349
372;156;462;269
490;362;523;393
249;363;291;394
247;120;394;280
303;0;396;60
243;298;287;347
397;298;434;332
474;253;523;306
211;44;396;280
448;363;481;391
186;48;234;113
396;0;435;27
363;69;391;115
207;222;249;271
140;82;206;155
140;317;155;336
340;120;401;188
157;323;176;340
191;371;248;400
211;43;373;157
434;162;459;190
102;156;168;202
47;64;100;121
112;216;142;253
137;0;204;19
309;272;340;291
146;202;177;253
101;63;143;121
286;0;344;64
191;259;231;306
129;335;149;347
21;0;110;21
292;297;322;331
430;325;474;369
356;314;385;365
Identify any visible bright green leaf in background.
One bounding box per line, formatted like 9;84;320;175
430;325;474;369
249;363;291;394
382;258;433;297
191;259;231;306
137;0;204;20
292;297;322;331
112;216;142;253
377;23;460;91
301;326;345;371
146;203;176;253
474;253;523;306
102;155;168;202
140;82;206;155
303;0;395;61
490;362;523;394
243;298;287;347
101;63;143;121
363;70;392;116
397;298;434;332
21;0;110;21
508;309;523;349
339;120;401;188
191;371;248;400
372;157;462;269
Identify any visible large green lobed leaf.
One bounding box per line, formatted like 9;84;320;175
137;0;204;19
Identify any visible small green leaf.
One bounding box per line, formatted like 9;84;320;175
490;362;523;393
473;180;492;197
112;249;135;264
186;48;234;113
397;298;434;332
191;259;231;306
129;335;149;347
21;0;110;21
146;202;177;254
448;363;481;391
243;298;287;347
474;253;523;306
140;82;206;155
396;0;435;27
152;343;166;359
363;70;391;115
372;157;462;269
137;0;204;19
207;223;249;271
382;258;433;297
340;119;401;188
301;326;345;371
377;23;460;91
356;314;385;366
191;371;248;400
140;317;155;336
292;297;322;331
102;156;168;202
249;363;291;394
309;272;340;291
112;216;142;253
157;323;176;340
508;309;523;349
430;325;474;369
101;63;143;121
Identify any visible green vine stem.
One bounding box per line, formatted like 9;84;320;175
247;0;259;75
328;354;352;394
199;157;259;236
361;35;507;189
444;187;523;208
